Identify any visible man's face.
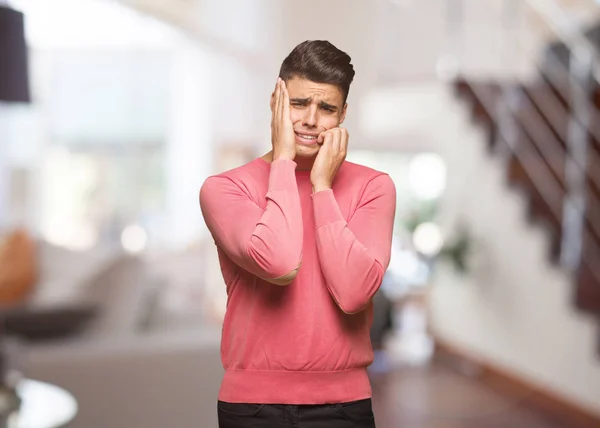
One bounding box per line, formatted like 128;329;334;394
273;76;347;159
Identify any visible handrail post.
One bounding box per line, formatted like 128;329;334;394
560;45;593;271
501;0;521;80
437;0;463;80
494;0;521;158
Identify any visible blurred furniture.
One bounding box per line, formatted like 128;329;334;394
0;4;30;233
0;237;115;343
24;329;223;428
370;287;394;351
1;305;97;343
0;229;38;306
18;241;223;428
9;379;77;428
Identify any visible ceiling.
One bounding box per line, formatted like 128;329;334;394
114;0;599;87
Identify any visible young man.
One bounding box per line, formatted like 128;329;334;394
200;40;396;428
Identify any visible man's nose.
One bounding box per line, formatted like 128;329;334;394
303;105;318;127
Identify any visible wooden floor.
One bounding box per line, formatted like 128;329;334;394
370;363;566;428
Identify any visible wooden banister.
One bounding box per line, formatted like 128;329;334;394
454;75;600;314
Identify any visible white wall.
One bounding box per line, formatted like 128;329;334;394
118;0;283;156
0;103;41;232
164;33;274;249
164;37;215;249
427;84;600;417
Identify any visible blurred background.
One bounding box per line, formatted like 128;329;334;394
1;0;600;427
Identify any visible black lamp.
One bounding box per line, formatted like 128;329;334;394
0;4;30;103
0;4;31;416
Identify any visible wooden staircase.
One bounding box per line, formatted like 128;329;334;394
451;39;600;337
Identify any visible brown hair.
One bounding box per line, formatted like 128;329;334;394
279;40;355;103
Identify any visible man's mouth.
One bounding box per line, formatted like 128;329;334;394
295;131;319;145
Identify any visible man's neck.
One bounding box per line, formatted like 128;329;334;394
261;151;315;171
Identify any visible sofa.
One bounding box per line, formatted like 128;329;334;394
17;240;225;428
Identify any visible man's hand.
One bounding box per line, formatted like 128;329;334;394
271;78;296;161
311;127;348;192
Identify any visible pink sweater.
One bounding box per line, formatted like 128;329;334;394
199;157;396;404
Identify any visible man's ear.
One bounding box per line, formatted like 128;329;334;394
339;103;348;124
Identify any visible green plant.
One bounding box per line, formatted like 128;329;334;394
438;226;471;274
402;200;438;234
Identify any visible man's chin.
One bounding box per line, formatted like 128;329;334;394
295;143;320;157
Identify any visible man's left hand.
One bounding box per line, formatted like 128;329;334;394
311;127;348;193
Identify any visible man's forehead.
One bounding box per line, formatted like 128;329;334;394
287;78;343;102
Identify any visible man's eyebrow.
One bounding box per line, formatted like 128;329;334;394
289;98;339;111
319;101;338;111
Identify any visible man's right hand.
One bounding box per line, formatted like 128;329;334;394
271;78;296;161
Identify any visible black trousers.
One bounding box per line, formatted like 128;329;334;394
217;398;376;428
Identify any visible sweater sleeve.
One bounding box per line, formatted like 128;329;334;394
199;159;303;281
312;174;396;313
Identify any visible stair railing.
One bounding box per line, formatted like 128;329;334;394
444;0;600;282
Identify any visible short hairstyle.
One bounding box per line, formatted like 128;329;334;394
279;40;355;104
